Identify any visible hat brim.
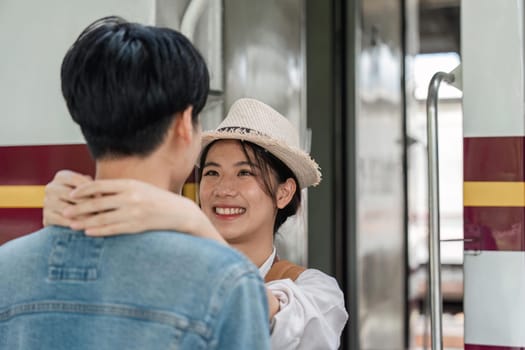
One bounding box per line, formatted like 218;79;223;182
201;131;321;189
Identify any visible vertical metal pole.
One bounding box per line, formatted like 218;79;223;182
426;71;454;350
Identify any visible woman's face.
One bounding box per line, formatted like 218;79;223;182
199;140;278;244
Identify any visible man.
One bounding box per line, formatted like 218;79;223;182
0;16;270;349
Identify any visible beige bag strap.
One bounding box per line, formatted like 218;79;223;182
264;259;306;283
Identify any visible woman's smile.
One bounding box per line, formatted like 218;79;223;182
214;206;246;216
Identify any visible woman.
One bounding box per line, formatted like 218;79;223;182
44;98;348;349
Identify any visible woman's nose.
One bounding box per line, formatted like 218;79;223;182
214;177;237;197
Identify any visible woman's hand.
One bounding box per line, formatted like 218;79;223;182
267;288;280;320
43;170;92;227
63;179;226;244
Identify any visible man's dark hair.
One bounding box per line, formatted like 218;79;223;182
61;16;209;159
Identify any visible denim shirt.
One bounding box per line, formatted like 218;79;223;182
0;227;270;349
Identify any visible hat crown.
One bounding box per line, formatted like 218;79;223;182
217;98;300;149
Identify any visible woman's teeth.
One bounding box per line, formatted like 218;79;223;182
215;207;246;215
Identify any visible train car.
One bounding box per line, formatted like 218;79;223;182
2;0;523;349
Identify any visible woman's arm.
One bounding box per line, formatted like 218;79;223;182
266;269;348;349
43;171;226;244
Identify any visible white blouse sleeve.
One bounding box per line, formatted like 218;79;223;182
266;268;348;350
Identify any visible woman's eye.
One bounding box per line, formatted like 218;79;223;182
203;170;219;176
238;169;254;176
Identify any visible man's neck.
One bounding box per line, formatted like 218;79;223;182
95;156;183;193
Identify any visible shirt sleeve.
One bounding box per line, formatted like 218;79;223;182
215;271;271;350
266;268;348;350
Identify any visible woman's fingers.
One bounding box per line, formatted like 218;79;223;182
70;179;139;199
43;186;77;226
69;210;118;231
43;208;73;227
45;182;75;204
54;169;92;188
71;208;143;235
62;193;128;218
45;170;93;212
62;178;186;237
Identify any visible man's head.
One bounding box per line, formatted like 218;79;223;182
61;16;209;160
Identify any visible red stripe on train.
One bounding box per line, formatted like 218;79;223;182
0;208;42;245
0;144;94;185
464;137;525;182
465;344;525;350
464;207;525;251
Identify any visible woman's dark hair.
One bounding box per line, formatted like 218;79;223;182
61;16;209;159
199;140;301;233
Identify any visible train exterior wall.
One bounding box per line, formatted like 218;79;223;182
462;0;525;348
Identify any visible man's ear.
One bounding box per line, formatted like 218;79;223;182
276;178;297;209
173;106;195;144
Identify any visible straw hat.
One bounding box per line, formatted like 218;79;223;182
201;98;321;189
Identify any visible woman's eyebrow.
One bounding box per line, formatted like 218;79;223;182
203;161;220;168
203;160;259;168
235;161;259;168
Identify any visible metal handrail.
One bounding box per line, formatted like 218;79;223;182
426;71;455;350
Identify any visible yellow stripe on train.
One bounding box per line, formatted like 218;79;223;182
464;181;525;207
182;183;199;204
0;186;45;208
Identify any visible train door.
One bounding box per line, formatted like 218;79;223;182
306;1;408;348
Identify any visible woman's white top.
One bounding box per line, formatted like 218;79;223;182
259;248;348;350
